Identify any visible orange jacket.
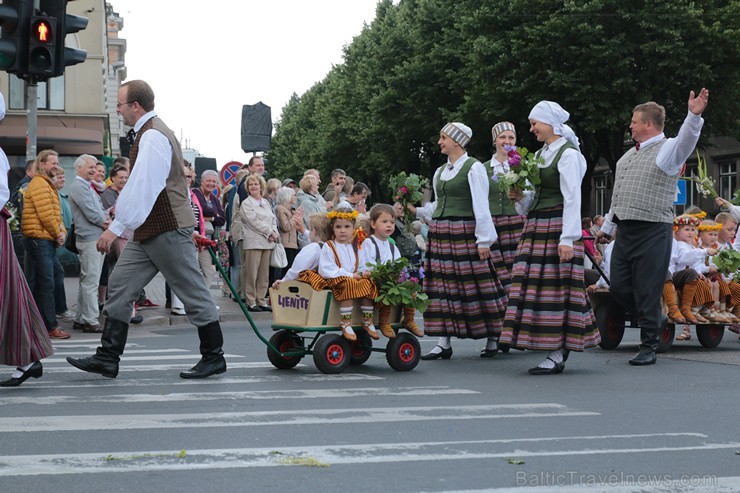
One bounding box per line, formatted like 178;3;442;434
21;175;65;241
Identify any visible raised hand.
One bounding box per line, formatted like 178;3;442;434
688;87;709;116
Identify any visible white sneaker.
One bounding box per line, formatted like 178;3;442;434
171;307;186;316
57;310;76;322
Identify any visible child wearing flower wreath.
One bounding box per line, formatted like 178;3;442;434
310;202;379;342
714;212;740;335
359;203;424;339
273;213;331;289
671;214;716;339
697;219;737;324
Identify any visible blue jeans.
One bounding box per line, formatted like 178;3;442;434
24;237;59;331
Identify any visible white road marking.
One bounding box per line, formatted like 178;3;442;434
0;433;736;476
0;386;478;406
0;403;598;432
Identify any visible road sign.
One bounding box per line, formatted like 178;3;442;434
674;178;687;206
220;161;243;187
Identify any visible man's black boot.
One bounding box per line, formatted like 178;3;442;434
629;319;661;366
66;318;130;378
180;321;227;379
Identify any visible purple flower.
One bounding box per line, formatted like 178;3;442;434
410;277;419;283
400;186;409;194
491;174;500;183
508;153;522;166
504;145;516;152
418;266;425;279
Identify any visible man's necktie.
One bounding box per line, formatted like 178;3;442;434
635;142;640;151
126;128;136;145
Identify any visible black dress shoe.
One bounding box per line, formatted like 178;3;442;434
247;305;261;312
421;346;453;360
528;358;565;375
82;324;103;334
66;356;118;378
130;315;143;324
629;350;656;366
179;355;227;379
0;361;43;387
259;305;272;312
480;348;499;358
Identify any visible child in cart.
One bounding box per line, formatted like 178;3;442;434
714;212;740;337
301;202;379;342
359;204;424;339
696;219;737;324
272;213;331;289
671;214;716;340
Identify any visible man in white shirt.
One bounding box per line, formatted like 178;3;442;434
597;88;709;366
67;80;226;380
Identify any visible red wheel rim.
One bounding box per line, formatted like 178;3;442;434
398;342;415;363
608;318;623;341
326;343;345;365
708;326;723;338
660;326;672;344
350;342;366;357
279;340;297;360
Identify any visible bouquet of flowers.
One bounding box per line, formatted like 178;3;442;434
388;172;429;231
690;151;718;199
3;203;20;232
712;248;740;278
492;145;544;196
369;256;430;311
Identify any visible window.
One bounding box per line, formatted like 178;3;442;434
594;175;607;216
8;74;65;110
718;159;737;201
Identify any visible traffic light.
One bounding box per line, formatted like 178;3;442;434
26;14;55;77
38;0;87;77
0;0;32;74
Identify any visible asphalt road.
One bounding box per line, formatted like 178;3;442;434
1;319;739;493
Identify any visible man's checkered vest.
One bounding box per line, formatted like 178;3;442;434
611;140;677;224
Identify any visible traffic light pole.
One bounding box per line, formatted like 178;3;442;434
25;81;38;161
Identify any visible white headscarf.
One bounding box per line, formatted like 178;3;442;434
528;101;581;153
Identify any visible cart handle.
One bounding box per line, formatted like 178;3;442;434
581;236;610;286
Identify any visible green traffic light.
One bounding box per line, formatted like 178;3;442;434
30;46;52;70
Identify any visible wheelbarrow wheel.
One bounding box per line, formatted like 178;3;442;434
696;324;724;348
595;298;625;350
656;323;675;353
386;333;420;371
313;334;351;374
267;330;304;370
349;331;373;366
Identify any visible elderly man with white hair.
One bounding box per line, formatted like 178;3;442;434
69;154;111;333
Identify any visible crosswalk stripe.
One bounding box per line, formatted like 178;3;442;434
23;373;385;389
443;477;740;493
0;403;598;432
33;362;276;373
0;433;737;476
49;349;191;356
43;354;245;362
0;386;478;406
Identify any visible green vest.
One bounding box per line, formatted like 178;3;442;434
530;142;576;212
432;157;477;219
484;159;519;216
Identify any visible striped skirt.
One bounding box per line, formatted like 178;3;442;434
297;269;378;302
500;206;600;351
493;214;525;274
673;270;714;306
728;281;740;307
423;218;510;339
0;213;54;367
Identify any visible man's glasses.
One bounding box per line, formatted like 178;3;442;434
116;101;135;108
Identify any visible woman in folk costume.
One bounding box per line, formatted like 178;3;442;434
409;122;510;360
501;101;600;375
0;92;54;386
484;121;528;275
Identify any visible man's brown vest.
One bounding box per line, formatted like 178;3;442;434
129;117;195;241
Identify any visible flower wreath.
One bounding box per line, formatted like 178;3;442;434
327;209;359;221
698;222;723;232
686;211;707;220
673;214;701;231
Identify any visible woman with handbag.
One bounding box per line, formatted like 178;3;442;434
240;174;279;312
191;169;225;290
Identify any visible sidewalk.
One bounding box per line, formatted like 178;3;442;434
61;273;270;328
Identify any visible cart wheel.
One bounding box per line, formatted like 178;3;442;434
313;334;351;374
595;299;625;350
696;324;724;348
267;330;304;370
656;323;675;353
349;332;373;366
386;333;420;371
